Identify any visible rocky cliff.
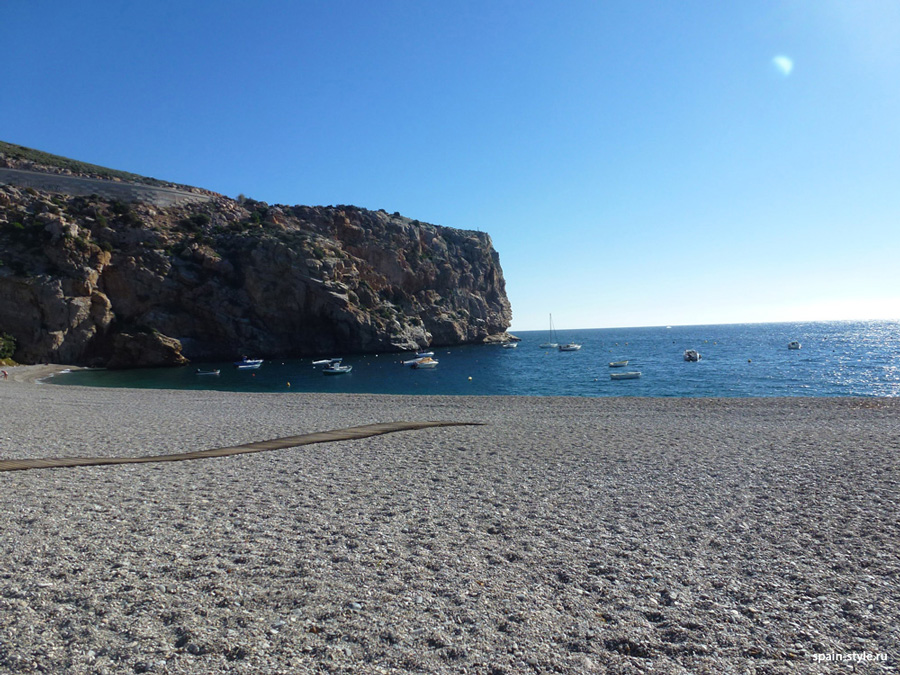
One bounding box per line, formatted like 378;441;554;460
0;143;512;367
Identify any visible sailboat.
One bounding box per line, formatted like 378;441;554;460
540;314;559;349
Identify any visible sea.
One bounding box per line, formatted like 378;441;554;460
50;320;899;398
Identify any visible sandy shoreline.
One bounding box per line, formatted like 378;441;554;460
2;363;85;384
1;380;897;673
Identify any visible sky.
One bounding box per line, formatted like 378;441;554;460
3;1;899;331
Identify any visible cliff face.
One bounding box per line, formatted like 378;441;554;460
0;147;512;367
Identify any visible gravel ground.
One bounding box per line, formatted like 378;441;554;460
1;370;898;674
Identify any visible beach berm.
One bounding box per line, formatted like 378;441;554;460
1;370;897;673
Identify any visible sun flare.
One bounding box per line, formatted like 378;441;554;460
772;55;794;76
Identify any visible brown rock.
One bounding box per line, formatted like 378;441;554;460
106;331;188;369
0;146;512;367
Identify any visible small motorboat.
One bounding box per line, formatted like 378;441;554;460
559;343;582;352
610;371;641;380
196;369;220;376
609;360;629;368
322;358;352;375
683;350;701;362
502;342;517;349
788;341;801;350
234;358;263;369
413;351;434;358
405;356;438;369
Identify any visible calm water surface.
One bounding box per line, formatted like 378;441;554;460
51;321;900;397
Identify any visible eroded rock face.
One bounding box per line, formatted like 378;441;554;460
0;169;512;367
105;332;189;369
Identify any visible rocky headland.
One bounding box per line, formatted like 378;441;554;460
0;142;512;367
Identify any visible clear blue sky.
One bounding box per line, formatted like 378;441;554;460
4;1;899;331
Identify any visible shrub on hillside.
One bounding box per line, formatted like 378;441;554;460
0;332;16;359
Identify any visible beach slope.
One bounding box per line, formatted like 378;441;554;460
1;381;897;673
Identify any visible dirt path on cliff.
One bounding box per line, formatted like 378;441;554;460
0;168;214;207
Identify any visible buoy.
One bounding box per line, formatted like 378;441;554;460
468;376;472;380
748;359;752;363
287;382;291;387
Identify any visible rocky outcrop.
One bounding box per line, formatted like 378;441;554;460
0;145;512;367
105;331;189;369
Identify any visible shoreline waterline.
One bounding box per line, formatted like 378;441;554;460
42;320;900;398
3;363;85;384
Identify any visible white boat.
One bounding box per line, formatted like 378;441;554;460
322;358;352;375
559;343;582;351
196;368;220;376
405;356;438;369
610;371;641;380
540;314;559;349
609;360;629;368
683;350;701;362
788;341;801;350
502;342;517;349
234;358;263;369
413;351;434;358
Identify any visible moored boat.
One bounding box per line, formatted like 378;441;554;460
683;350;701;362
559;343;582;351
540;314;559;349
322;358;352;375
609;360;629;368
610;371;641;380
234;358;263;369
788;341;801;350
405;356;438;369
196;368;221;376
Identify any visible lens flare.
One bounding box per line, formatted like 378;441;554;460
772;55;794;76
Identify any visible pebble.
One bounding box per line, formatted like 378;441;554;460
1;383;897;673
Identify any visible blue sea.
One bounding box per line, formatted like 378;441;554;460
51;320;899;397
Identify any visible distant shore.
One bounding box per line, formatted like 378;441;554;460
1;380;897;673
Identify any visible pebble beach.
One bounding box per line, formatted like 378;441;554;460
1;367;897;674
